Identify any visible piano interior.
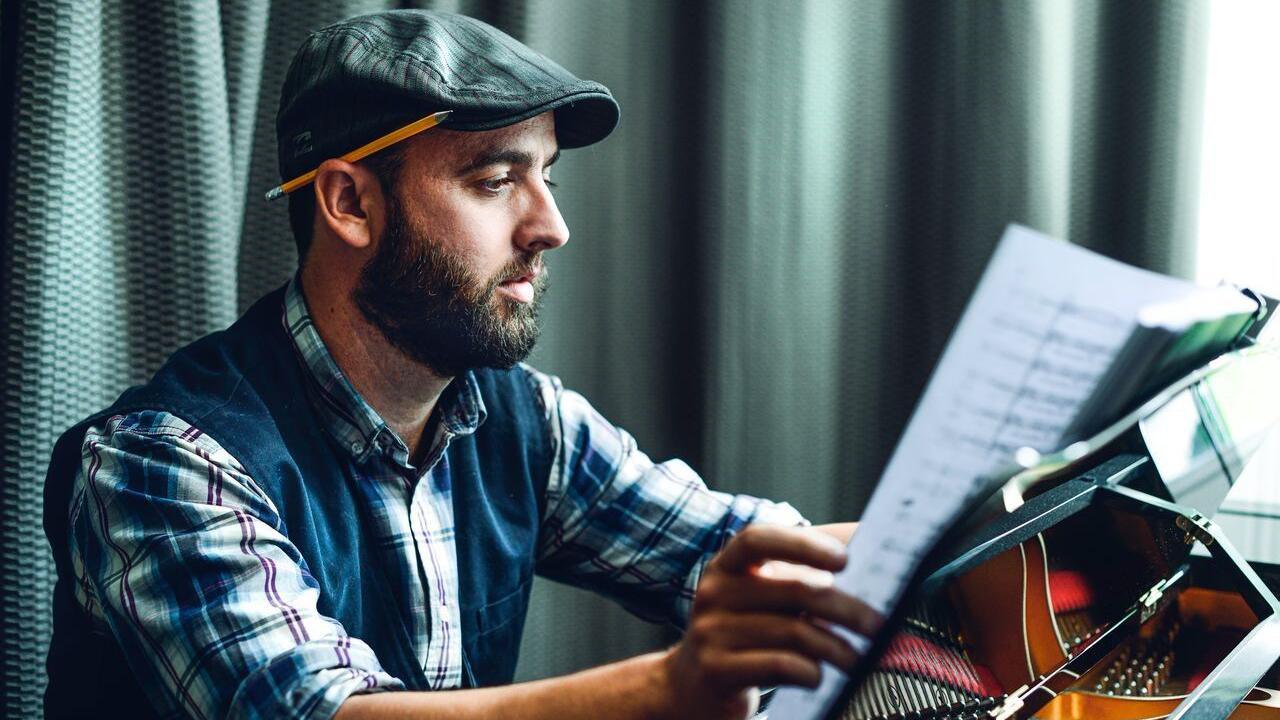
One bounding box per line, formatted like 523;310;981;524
839;485;1280;720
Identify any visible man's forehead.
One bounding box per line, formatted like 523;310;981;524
414;113;559;167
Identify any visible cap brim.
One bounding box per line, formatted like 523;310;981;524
441;85;619;149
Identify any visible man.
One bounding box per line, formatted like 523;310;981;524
42;10;876;719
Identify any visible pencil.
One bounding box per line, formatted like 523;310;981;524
264;110;452;201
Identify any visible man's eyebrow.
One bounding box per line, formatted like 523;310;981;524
455;147;561;176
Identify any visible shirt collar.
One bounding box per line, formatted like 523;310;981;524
282;274;487;465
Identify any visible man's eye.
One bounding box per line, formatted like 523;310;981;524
544;177;558;189
480;176;513;193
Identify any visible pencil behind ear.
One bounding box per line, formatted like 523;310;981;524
265;111;451;201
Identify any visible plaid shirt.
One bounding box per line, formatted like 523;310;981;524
65;276;807;719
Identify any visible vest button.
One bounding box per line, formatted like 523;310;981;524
349;440;364;454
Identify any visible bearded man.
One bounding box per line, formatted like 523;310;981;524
42;9;875;720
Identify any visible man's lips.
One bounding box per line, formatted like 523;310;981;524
497;267;540;303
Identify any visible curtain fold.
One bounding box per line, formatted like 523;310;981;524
0;0;1208;712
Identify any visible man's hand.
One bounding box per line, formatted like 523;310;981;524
658;525;881;720
334;524;876;720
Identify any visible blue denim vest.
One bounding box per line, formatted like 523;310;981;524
43;285;551;717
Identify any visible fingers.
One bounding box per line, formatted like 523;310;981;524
713;525;848;575
700;649;825;690
696;613;860;670
756;559;836;586
698;571;883;638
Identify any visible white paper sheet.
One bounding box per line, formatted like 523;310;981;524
765;224;1202;719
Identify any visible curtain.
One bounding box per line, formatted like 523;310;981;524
0;0;1208;713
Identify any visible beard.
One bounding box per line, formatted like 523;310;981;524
353;190;547;377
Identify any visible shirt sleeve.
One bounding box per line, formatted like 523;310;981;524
67;410;404;720
526;367;808;627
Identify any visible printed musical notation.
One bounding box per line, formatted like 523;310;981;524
766;224;1207;720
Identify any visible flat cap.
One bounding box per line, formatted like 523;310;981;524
276;9;620;182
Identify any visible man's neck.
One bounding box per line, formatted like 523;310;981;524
300;262;451;463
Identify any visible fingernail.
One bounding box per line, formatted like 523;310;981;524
818;534;846;555
809;569;836;588
826;543;849;567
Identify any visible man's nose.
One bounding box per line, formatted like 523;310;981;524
515;181;570;253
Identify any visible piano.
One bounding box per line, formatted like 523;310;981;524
821;334;1280;718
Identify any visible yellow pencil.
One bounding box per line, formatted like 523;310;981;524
264;110;452;201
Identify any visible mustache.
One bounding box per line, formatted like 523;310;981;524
489;254;545;289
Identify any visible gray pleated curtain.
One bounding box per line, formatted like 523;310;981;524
0;0;1207;715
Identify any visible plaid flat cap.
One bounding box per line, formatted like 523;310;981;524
276;9;620;182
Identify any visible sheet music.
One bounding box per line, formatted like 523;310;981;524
766;224;1202;719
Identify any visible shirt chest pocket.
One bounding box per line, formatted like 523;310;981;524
463;574;533;686
474;578;529;635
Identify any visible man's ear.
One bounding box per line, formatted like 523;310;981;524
312;159;385;250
